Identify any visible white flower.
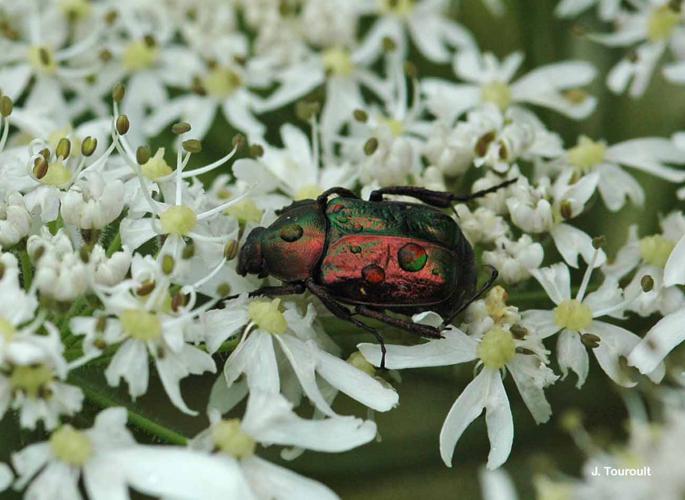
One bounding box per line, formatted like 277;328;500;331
591;1;684;96
193;390;376;499
27;228;89;302
89;244;132;287
70;255;217;414
506;171;606;268
455;205;508;245
0;279;84;431
561;135;685;211
0;192;32;247
523;251;663;388
218;295;399;416
483;235;544;284
60;171;125;229
359;299;557;470
422;50;597;122
360;0;475;63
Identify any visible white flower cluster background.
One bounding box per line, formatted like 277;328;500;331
0;0;683;498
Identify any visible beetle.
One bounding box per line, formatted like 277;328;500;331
236;181;515;368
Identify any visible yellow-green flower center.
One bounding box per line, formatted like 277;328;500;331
122;40;159;71
120;309;162;341
160;205;197;236
248;298;288;334
347;351;376;377
40;161;72;187
294;184;322;201
10;364;53;398
141;148;173;180
50;425;93;466
554;299;593;331
477;327;516;369
225;199;263;223
379;0;415;16
203;67;242;98
647;6;681;42
28;46;57;75
0;317;16;342
567;136;606;173
481;81;512;111
323;47;354;77
639;234;675;268
212;419;256;458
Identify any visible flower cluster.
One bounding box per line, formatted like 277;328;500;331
0;0;683;498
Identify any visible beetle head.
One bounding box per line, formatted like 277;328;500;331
238;227;268;278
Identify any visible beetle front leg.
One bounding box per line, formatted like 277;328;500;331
247;282;306;298
441;265;499;328
355;306;443;339
306;280;388;369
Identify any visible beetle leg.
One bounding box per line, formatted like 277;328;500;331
316;187;359;207
368;179;517;207
441;265;499;328
247;282;306;298
306;280;388;369
355;306;443;339
221;283;306;302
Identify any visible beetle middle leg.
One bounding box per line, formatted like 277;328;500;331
305;280;388;369
354;306;443;339
368;179;516;207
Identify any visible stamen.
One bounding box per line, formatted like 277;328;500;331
196;188;253;221
576;247;600;302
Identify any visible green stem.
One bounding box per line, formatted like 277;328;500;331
106;232;122;257
19;250;32;290
70;372;189;445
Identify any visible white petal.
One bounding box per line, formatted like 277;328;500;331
421;78;480;122
529;263;572;304
479;467;518;500
105;339;149;398
208;375;249;415
507;356;554;424
0;463;12;492
484;372;513;469
551;223;606;269
316;350;398;412
274;335;335;417
224;331;280;394
628;309;685;374
439;368;491;467
358;327;478;369
241;456;337;500
590;321;639;387
243;391;376;452
154;345;215;415
521;309;559;338
119;218;157;251
557;329;588;388
597;164;644;212
83;457;129;500
107;446;254;500
664;234;685;287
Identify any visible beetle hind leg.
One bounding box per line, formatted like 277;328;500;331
306;280;388;369
355;306;443;340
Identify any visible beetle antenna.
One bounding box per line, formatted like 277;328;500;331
441;265;499;328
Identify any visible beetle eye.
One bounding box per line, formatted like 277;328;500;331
279;224;303;242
